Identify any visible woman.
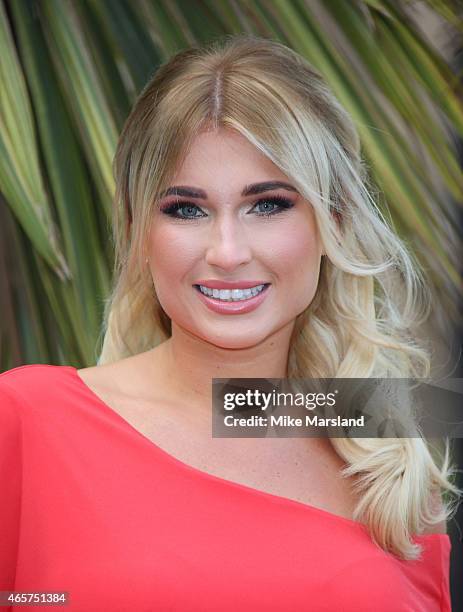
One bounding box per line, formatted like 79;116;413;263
1;34;460;611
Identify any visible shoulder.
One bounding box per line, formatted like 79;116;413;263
0;364;88;449
0;363;70;385
78;349;165;400
0;366;55;450
0;364;75;408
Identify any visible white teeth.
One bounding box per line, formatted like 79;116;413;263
198;284;266;301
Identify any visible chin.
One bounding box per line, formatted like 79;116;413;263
196;328;270;350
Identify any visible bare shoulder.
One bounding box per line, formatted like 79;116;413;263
77;348;162;399
76;359;127;394
421;488;447;535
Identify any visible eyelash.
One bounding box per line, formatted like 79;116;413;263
160;196;294;221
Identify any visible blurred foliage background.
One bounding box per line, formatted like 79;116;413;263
0;0;462;370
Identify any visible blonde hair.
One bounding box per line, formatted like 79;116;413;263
98;34;461;560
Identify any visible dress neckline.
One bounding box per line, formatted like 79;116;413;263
66;365;447;543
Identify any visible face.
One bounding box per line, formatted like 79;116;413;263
148;128;323;349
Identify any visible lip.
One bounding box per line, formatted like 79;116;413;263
194;279;270;290
194;284;271;315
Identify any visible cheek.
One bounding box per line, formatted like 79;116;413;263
269;221;321;277
148;226;198;288
268;218;322;309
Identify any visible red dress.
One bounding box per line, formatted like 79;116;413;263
0;364;452;611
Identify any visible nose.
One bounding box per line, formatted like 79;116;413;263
205;216;253;272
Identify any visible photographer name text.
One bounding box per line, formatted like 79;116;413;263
223;414;365;427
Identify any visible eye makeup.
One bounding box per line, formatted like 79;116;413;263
159;195;295;221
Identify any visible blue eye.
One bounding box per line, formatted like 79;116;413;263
161;203;205;219
253;197;293;215
160;196;294;220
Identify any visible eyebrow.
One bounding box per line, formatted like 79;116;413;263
159;181;299;199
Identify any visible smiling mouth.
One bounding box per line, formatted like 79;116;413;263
193;284;271;302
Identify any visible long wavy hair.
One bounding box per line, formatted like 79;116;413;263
97;34;461;560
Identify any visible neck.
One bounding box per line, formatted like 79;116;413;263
156;320;295;412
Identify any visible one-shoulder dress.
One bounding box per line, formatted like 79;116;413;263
0;365;452;611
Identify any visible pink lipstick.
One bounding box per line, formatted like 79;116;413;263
193;283;271;315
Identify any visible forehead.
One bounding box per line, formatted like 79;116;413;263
171;128;291;189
